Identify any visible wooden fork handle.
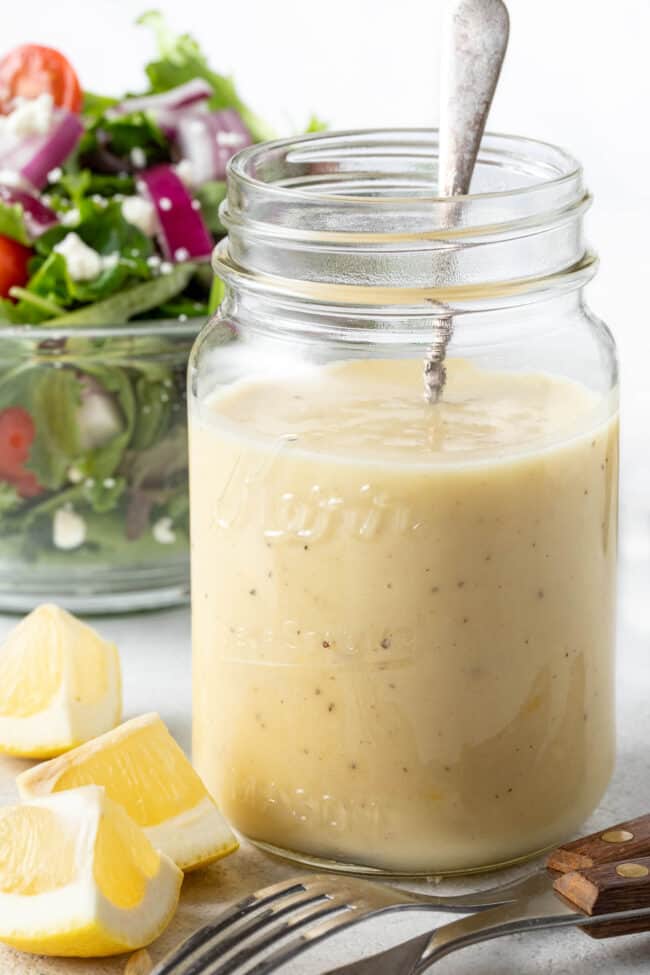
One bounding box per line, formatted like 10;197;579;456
554;854;650;938
547;812;650;873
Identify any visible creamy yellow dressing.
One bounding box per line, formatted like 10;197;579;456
190;358;618;872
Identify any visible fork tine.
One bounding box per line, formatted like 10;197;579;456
151;877;309;975
164;887;333;975
242;906;379;975
201;894;358;975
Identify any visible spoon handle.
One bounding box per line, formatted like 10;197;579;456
438;0;510;197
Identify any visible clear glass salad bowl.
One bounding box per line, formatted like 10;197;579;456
0;317;200;613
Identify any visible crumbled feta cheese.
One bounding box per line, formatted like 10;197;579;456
54;233;104;281
61;208;80;227
53;233;118;281
174;159;195;188
191;199;201;211
130;146;147;169
47;166;63;184
152;517;176;545
103;477;116;488
159;197;172;212
122;196;158;236
146;255;161;269
77;386;123;451
159;261;173;274
174;247;190;262
67;466;83;484
91;194;108;207
0;93;54;137
53;508;86;550
178;313;188;322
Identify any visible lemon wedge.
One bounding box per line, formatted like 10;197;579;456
18;712;239;871
0;604;122;759
0;786;182;957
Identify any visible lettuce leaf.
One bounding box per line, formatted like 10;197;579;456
138;10;274;142
0;197;32;246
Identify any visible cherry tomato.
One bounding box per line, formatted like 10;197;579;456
0;45;82;114
0;406;43;498
0;235;31;299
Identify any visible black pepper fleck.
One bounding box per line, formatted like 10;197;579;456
249;588;257;596
322;640;330;648
380;637;392;649
315;688;322;696
328;702;335;712
537;589;545;599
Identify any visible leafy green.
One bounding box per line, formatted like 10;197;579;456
130;374;172;451
78;110;169;172
76;365;135;480
10;254;71;324
28;369;83;489
194;180;227;235
6;288;64;320
47;169;137;208
82;91;119;117
208;274;225;314
46;264;196;325
0;483;21;516
306;114;329;133
82;475;126;513
138;10;274;142
5;202;155;324
0;198;32;246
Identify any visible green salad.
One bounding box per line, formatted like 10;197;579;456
0;12;317;573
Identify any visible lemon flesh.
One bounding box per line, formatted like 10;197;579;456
0;786;182;957
18;713;239;871
0;604;122;758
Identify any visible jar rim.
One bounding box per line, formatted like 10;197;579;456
0;317;203;341
228;128;582;206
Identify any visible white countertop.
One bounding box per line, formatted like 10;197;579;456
0;546;649;975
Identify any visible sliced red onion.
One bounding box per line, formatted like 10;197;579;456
0;184;58;238
0;110;83;191
109;79;213;118
138;164;213;261
21;111;84;190
176;109;252;183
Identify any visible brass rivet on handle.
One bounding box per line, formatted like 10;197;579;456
601;829;634;844
616;862;649;879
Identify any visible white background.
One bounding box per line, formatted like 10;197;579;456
5;0;650;489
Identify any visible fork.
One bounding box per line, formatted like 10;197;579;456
151;811;650;975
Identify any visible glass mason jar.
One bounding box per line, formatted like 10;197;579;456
189;130;618;876
0;319;199;613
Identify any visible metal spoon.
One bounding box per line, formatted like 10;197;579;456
424;0;510;403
